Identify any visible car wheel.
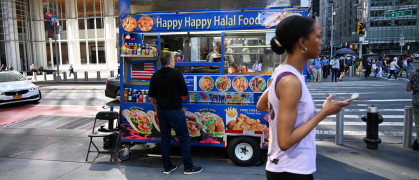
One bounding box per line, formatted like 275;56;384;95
115;88;120;101
227;137;261;166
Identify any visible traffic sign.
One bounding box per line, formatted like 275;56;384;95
385;10;412;18
362;40;368;45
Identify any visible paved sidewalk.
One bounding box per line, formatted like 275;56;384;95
0;126;418;180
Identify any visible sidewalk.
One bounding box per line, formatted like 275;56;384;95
0;126;418;180
30;71;111;85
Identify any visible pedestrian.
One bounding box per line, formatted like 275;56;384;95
148;52;203;175
371;59;377;78
311;57;322;83
0;64;5;71
398;58;408;78
330;57;339;82
30;64;36;73
256;15;349;180
375;60;382;79
406;68;419;151
68;64;74;77
39;65;44;73
388;57;400;80
338;59;345;81
8;65;13;71
117;66;120;76
322;56;329;79
308;64;314;82
365;57;372;78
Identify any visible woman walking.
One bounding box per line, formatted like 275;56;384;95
256;15;349;180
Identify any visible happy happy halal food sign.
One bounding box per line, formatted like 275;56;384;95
120;9;308;33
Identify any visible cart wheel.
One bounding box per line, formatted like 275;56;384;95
227;137;260;166
118;149;131;161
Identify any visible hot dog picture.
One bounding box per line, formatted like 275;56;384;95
123;109;153;134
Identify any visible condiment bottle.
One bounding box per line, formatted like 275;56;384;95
242;66;246;74
123;88;128;102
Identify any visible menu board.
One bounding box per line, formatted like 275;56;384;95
184;74;270;104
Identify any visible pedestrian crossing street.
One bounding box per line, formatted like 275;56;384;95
307;81;416;141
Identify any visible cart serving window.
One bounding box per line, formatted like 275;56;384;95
118;4;308;166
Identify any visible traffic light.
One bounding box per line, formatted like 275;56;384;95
45;13;55;39
357;22;364;36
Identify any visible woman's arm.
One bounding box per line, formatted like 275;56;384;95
256;89;269;113
275;75;349;151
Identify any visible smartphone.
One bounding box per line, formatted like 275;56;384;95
344;93;360;102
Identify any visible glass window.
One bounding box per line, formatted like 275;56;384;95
80;42;88;64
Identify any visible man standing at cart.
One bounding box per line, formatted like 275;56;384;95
206;39;239;73
148;52;203;175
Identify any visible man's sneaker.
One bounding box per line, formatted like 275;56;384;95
163;165;177;175
184;166;203;175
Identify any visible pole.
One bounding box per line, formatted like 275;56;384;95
403;106;413;148
336;109;344;145
51;0;61;81
330;2;334;58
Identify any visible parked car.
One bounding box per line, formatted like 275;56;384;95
0;70;41;105
105;75;120;101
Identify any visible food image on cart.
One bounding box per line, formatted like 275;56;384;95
122;109;156;136
138;16;153;32
122;16;137;32
199;76;214;91
186;111;202;137
147;110;160;132
264;11;291;28
232;76;248;92
196;112;224;138
168;111;202;138
215;76;231;92
227;114;267;132
249;76;266;92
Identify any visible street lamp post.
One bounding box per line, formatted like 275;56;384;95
330;1;334;58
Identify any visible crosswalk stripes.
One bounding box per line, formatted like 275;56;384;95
306;83;415;139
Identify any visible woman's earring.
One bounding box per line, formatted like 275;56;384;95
301;47;307;53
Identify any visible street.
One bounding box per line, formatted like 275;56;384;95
0;77;418;180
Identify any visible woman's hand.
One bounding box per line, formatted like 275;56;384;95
319;94;350;118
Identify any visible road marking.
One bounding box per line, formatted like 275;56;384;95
316;109;405;112
319;121;415;126
326;114;404;119
316;130;416;137
367;99;411;102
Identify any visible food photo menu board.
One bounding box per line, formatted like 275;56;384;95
184;75;271;104
120;103;269;147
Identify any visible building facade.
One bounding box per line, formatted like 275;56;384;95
0;0;310;72
323;0;419;56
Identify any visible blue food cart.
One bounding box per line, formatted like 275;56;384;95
117;1;308;166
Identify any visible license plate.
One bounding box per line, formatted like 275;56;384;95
13;95;22;100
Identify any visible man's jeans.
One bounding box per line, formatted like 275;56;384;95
157;109;193;170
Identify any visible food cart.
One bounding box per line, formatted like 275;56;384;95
117;2;308;166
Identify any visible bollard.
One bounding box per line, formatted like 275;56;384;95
63;72;67;81
74;72;77;80
361;105;384;150
349;66;353;77
97;71;101;80
110;71;114;77
336;109;344;145
53;72;56;80
84;71;88;81
43;72;47;81
23;71;27;78
33;72;37;81
403;106;413;148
